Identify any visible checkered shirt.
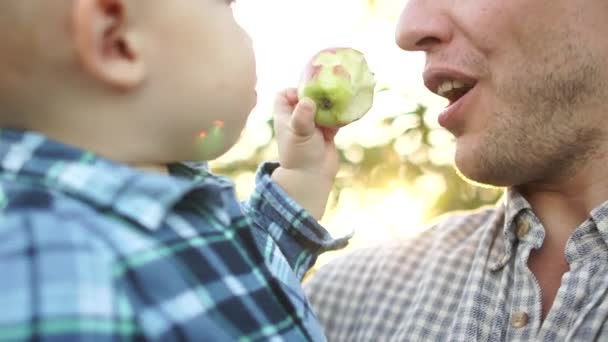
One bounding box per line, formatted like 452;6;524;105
0;129;348;341
305;189;608;341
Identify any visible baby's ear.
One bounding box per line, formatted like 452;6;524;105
72;0;145;90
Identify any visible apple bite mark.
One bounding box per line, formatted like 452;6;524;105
332;65;351;80
307;64;323;79
297;47;376;128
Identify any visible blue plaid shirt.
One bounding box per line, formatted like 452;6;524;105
0;129;348;341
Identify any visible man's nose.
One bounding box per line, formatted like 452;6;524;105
395;0;452;53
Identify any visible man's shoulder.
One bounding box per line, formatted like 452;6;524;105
303;205;505;338
334;205;499;260
305;205;502;288
428;204;502;245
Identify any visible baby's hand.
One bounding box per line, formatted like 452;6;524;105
273;88;339;180
271;88;340;219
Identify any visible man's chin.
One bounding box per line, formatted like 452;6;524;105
454;159;512;189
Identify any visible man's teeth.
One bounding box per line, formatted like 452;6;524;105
437;80;466;97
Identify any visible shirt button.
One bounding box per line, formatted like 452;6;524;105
511;311;529;328
516;219;530;239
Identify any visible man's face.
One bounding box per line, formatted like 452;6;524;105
143;0;257;160
395;0;608;186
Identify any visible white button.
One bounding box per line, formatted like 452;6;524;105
511;311;529;328
516;219;530;239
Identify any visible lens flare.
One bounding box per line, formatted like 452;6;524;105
194;120;226;159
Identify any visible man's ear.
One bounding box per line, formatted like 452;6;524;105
72;0;145;90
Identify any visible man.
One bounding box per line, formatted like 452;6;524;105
304;0;608;340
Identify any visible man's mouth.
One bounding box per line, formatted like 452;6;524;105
423;69;478;105
436;79;474;104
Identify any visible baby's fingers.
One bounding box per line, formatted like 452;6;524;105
320;127;339;142
290;98;317;137
274;88;299;114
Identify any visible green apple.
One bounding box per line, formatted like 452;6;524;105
298;47;376;127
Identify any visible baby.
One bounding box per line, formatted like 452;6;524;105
0;0;347;340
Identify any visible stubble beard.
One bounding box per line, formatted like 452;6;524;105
455;43;605;188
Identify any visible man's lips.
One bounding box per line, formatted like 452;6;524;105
436;80;479;131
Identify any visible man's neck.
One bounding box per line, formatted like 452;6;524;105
514;160;608;320
517;160;608;244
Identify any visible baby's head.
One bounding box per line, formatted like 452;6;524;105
0;0;257;164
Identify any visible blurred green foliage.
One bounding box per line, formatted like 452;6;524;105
212;0;503;222
211;101;503;222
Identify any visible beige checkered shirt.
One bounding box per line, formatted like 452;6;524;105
305;189;608;341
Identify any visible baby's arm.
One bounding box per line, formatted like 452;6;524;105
241;164;349;281
239;89;350;280
270;88;339;220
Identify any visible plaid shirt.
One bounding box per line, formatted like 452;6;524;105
0;129;348;341
305;189;608;341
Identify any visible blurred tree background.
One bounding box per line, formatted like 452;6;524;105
211;0;504;263
211;102;502;221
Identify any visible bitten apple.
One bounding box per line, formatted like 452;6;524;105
298;47;376;127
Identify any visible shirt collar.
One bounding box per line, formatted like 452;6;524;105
488;188;532;271
489;187;608;270
586;200;608;248
0;129;219;231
